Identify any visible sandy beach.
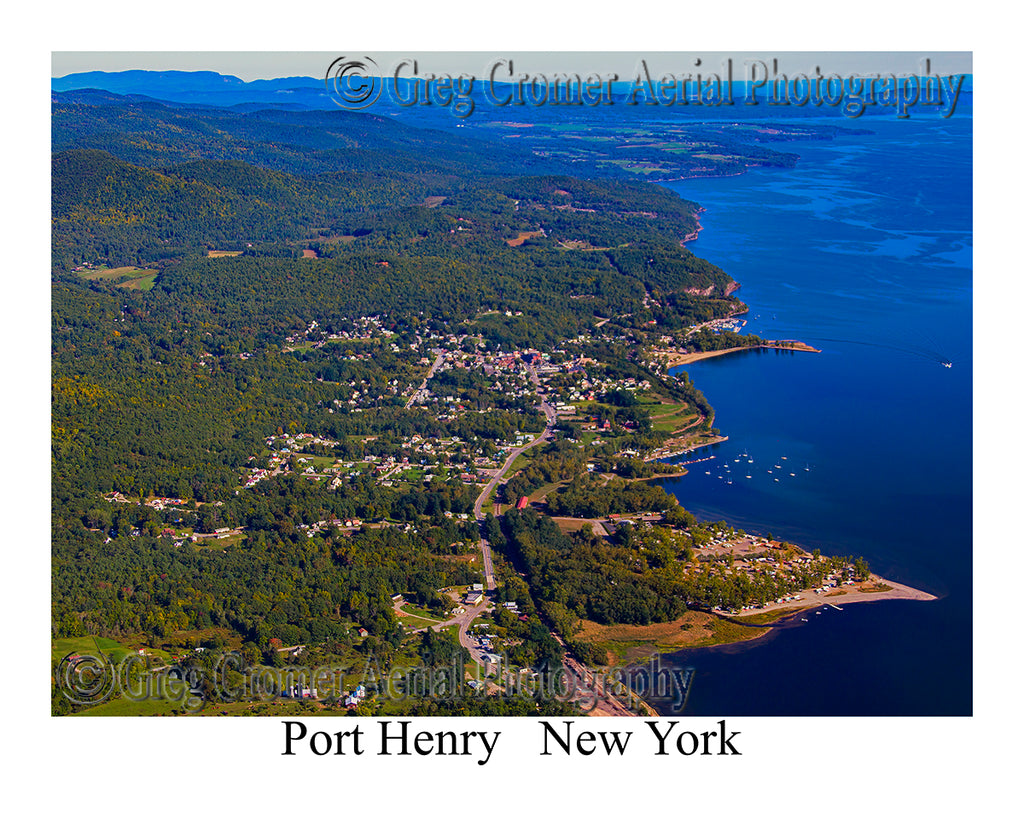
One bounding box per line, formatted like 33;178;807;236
656;341;821;369
731;574;937;618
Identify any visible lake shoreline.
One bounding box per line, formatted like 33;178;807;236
656;340;821;369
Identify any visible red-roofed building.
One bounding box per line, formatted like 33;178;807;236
516;496;529;510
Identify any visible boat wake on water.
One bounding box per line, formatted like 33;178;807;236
799;334;956;367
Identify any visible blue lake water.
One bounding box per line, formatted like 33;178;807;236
647;117;972;715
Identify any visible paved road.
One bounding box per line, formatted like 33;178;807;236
397;595;495;666
473;373;557;590
427;364;639;713
405;351;445;409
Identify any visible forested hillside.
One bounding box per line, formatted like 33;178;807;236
52;91;749;714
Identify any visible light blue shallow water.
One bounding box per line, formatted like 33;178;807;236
647;117;971;715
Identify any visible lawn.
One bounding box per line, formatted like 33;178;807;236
398;615;441;631
298;455;339;470
397;601;443;621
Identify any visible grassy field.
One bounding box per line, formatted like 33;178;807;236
506;450;535;475
649;407;699;434
75;695;185;716
394;600;445;630
79;265;147;280
117;272;158;291
506;230;545;247
397;615;441;631
75;687;350;717
52;635;142;666
192;531;246;550
298;455;339;470
397;601;443;621
79;266;159;290
207;250;242;257
527;478;573;503
731;607;805;626
551;516;598;534
576;611;771;665
633;398;700;434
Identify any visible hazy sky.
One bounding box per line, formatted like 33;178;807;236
52;51;972;83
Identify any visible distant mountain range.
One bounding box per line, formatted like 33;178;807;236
52;70;332;110
52;69;972;126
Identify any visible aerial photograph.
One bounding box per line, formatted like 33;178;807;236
50;49;973;725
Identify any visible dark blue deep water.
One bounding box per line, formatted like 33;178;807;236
648;117;972;715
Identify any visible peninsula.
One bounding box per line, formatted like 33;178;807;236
654;340;821;368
